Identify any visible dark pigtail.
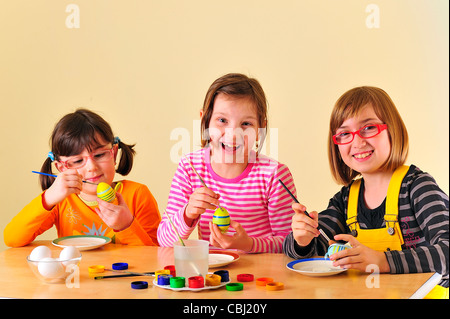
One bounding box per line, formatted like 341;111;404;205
39;157;56;191
115;140;136;176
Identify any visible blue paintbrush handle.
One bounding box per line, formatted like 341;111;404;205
31;171;97;185
32;171;57;178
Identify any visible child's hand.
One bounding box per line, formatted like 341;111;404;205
291;203;320;247
209;220;253;252
329;234;390;273
42;169;83;209
185;187;220;223
95;192;133;231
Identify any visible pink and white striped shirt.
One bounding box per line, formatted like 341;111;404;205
157;148;296;253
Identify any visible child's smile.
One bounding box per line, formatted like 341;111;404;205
352;150;374;161
206;93;258;164
202;93;261;178
83;174;104;184
337;104;391;176
221;141;242;153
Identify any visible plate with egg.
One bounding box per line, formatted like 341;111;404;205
52;235;111;251
286;258;347;277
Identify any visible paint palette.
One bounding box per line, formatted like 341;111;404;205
153;279;229;292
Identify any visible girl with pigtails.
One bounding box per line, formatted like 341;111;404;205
4;108;160;247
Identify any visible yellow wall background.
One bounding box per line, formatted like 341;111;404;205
0;0;448;252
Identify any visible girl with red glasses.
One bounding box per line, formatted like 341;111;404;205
283;86;448;298
5;109;160;247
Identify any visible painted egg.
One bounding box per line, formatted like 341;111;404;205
212;207;230;233
324;243;352;259
97;182;116;203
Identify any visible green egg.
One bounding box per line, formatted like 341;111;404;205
212;207;230;233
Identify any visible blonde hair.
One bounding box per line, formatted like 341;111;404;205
328;86;409;185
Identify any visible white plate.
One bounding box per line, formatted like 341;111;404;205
153;279;229;292
208;250;240;268
286;258;347;277
52;235;111;251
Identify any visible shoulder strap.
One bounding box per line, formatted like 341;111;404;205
346;179;361;229
385;165;410;222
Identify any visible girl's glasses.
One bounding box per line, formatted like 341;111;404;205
333;124;388;145
58;148;114;169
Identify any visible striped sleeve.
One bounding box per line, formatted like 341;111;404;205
157;155;198;247
249;163;296;253
282;165;449;287
283;186;349;258
386;170;449;287
158;151;297;253
283;232;313;259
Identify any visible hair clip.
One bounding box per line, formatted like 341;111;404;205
47;151;55;162
114;136;121;145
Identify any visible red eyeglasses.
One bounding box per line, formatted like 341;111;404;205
57;148;114;169
333;124;388;145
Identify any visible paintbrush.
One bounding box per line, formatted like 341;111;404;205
164;209;186;247
32;171;98;185
185;159;223;210
94;271;155;280
278;179;332;243
164;210;185;246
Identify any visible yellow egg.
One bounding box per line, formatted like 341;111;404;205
97;182;116;203
212;207;230;233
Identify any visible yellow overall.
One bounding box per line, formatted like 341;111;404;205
346;165;448;299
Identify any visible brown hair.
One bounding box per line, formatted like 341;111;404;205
39;108;136;190
328;86;409;185
200;73;268;150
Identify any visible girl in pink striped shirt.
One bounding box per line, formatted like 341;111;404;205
157;73;296;253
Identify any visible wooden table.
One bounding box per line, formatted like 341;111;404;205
0;241;437;299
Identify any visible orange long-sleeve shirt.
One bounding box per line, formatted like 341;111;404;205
4;180;160;247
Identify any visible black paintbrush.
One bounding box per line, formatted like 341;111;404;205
278;179;332;243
